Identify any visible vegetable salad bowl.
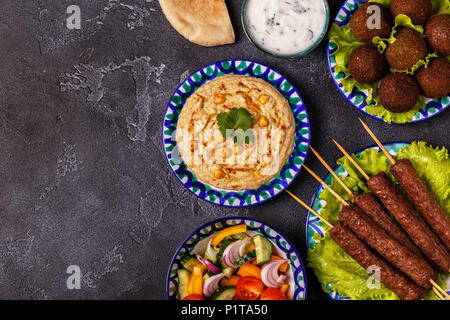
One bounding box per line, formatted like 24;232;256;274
167;217;307;300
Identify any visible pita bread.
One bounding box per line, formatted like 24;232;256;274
158;0;235;47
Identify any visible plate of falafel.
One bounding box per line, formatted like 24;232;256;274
328;0;450;124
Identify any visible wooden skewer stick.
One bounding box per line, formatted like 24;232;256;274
310;146;355;199
302;164;350;207
285;190;334;228
359;118;396;165
286;189;447;300
332;139;370;181
430;279;450;300
433;287;445;300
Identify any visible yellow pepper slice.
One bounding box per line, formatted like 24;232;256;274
211;224;247;247
280;283;289;294
187;265;204;296
237;262;261;279
220;275;241;287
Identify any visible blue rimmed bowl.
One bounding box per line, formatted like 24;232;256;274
305;142;450;299
166;217;307;300
162;59;311;207
328;0;450;124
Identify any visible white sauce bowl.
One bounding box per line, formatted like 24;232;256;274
242;0;330;58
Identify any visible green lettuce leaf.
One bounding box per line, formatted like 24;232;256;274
307;141;450;300
432;0;450;15
328;0;449;124
369;0;390;5
365;95;426;124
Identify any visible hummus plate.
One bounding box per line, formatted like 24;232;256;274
163;60;310;207
176;75;295;191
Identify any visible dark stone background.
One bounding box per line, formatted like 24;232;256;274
0;0;447;300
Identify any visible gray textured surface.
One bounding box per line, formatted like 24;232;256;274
0;0;448;300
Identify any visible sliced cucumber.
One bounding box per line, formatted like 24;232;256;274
216;239;235;269
234;250;256;268
222;267;235;280
177;269;190;300
231;232;250;240
204;241;219;264
180;255;202;272
211;286;237;300
253;235;273;265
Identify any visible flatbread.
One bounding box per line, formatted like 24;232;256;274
158;0;235;47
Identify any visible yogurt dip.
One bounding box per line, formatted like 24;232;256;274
244;0;328;56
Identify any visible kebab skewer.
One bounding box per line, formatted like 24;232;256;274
333;139;450;274
359;118;450;252
302;164;437;291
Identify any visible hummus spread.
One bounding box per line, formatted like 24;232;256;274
176;75;295;191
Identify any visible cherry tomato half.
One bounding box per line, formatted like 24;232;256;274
183;294;205;300
260;288;286;300
236;276;264;300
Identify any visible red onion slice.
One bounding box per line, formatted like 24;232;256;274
196;254;221;274
222;240;246;268
261;259;289;288
203;273;225;298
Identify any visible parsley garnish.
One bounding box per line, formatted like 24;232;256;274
217;108;254;144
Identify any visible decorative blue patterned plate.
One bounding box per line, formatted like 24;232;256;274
305;142;450;299
166;217;307;300
163;60;310;207
328;0;450;124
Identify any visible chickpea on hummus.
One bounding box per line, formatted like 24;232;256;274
176;75;295;191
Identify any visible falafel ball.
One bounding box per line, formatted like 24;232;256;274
348;45;387;83
390;0;432;26
379;73;419;113
385;28;428;71
425;14;450;56
350;3;394;43
416;58;450;98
